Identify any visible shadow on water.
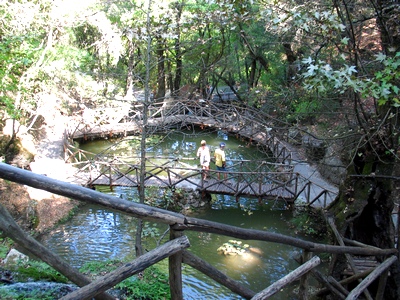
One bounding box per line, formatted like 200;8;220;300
39;131;315;299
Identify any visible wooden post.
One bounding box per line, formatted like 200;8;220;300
169;227;184;300
298;250;312;299
397;204;400;251
306;182;311;205
375;268;389;300
327;216;373;300
108;163;112;190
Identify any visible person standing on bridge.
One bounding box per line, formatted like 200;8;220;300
214;142;227;180
197;140;210;181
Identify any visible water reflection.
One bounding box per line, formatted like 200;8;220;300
40;207;137;268
39;201;302;299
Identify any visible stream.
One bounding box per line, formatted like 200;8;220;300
39;129;315;299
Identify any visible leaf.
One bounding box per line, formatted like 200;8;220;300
378;98;387;106
347;65;357;75
341;37;349;45
302;56;313;64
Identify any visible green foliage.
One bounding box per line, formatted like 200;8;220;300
301;52;400;107
288;97;321;124
116;265;170;300
0;35;35;117
289;207;328;240
12;260;68;283
0;238;12;259
0;287;59;300
80;260;170;300
363;52;400;107
142;222;161;240
79;259;123;275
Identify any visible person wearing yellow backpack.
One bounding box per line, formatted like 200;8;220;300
214;142;227;180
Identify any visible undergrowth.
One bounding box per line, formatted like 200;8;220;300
289;206;329;241
80;260;170;300
13;260;69;283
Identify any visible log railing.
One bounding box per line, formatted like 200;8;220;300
71;154;338;207
66;99;293;165
68;155;318;204
0;163;397;300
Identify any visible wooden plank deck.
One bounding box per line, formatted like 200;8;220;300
88;174;296;201
343;256;379;276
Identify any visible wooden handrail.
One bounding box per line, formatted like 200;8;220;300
0;163;395;257
0;163;397;300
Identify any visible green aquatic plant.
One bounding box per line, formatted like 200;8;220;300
290;207;328;240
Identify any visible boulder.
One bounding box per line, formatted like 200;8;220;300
3;249;29;267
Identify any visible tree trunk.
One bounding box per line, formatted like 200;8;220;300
155;37;166;101
327;0;400;298
172;2;183;97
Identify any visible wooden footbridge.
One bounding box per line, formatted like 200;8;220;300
65;98;338;207
68;154;336;207
72;155;297;201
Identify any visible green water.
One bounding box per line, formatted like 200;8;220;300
79;129;272;166
40;130;314;299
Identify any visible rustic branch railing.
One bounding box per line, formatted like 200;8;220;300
70;155;300;202
68;153;337;207
0;163;397;300
66;99;293;164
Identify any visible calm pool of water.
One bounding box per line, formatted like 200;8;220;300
40;130;312;299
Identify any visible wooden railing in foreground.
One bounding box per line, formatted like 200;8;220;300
0;163;397;299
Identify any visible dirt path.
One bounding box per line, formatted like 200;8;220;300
1;98;80;233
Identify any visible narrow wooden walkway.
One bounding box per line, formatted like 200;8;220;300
89;173;297;201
